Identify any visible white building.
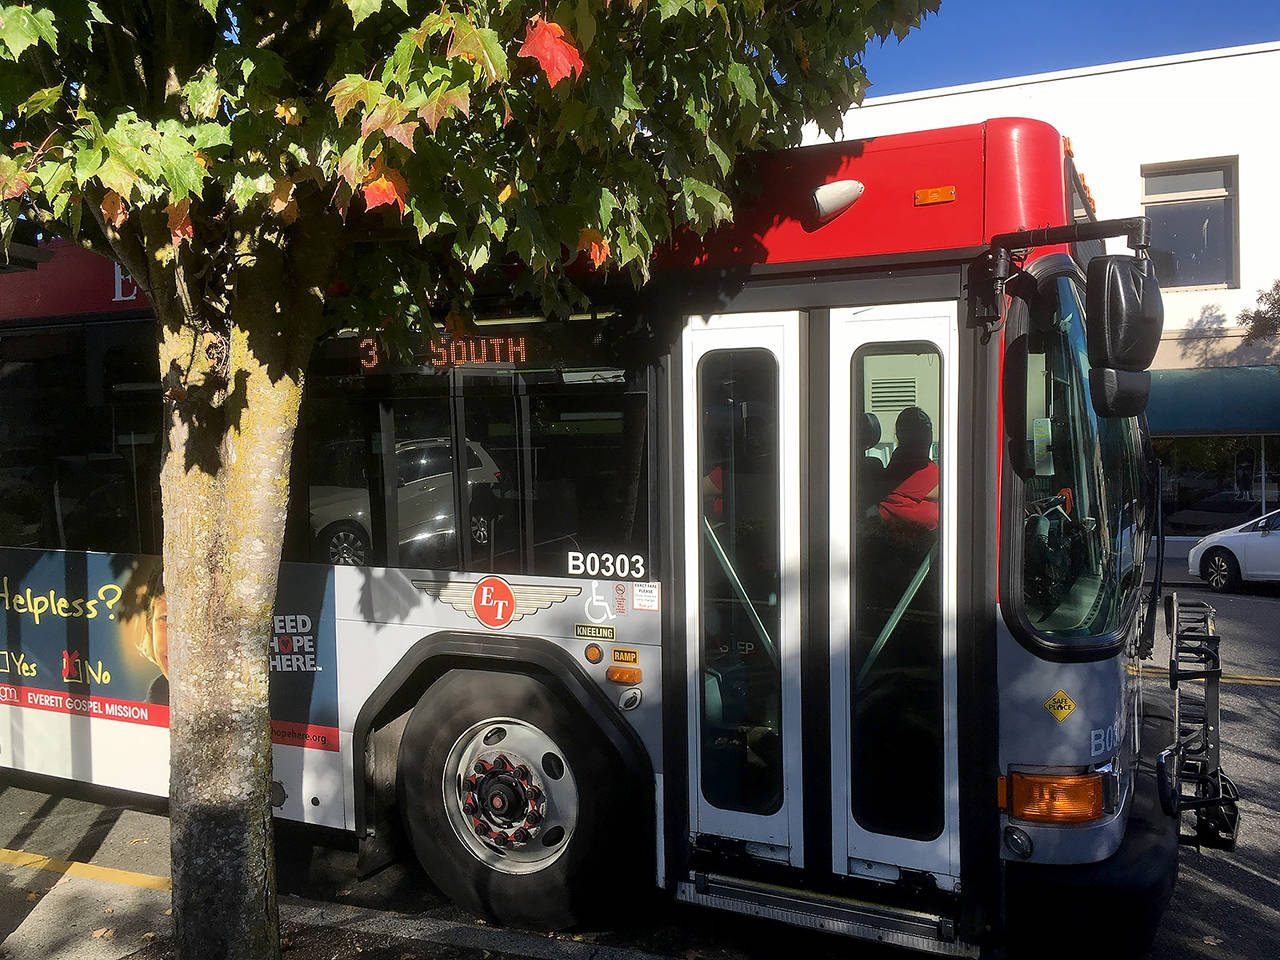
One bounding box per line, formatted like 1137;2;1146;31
810;41;1280;552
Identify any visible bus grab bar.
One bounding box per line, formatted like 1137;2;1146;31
854;546;935;692
701;516;781;670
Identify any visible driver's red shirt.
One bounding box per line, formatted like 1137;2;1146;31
878;461;940;531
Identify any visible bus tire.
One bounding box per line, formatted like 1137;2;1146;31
397;668;632;930
1201;548;1240;593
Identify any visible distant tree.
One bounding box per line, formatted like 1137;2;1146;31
0;2;938;958
1239;278;1280;342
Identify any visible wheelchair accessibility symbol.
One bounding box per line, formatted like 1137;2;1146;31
584;581;616;624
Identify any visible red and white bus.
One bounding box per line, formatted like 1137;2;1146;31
0;118;1238;956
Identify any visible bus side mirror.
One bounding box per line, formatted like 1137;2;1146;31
1084;255;1163;417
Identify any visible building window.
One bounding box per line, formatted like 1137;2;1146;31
1142;158;1238;290
1153;435;1272;538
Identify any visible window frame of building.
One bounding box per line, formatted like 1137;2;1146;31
1140;156;1239;292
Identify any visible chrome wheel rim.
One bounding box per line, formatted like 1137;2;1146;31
1207;555;1229;589
471;514;490;545
442;718;578;874
328;530;367;565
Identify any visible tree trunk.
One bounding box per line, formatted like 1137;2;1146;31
163;306;308;960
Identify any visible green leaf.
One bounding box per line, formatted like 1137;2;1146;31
336;141;365;187
344;0;382;27
409;11;450;50
184;70;223;119
0;5;58;60
621;63;643;110
328;75;383;124
230;171;273;208
35;158;71;197
97;156;138;198
683;176;731;223
447;16;507;85
155;135;206;201
192;123;231;150
575;0;597;51
598;188;617;226
705;134;729;176
415;84;469;133
727;62;755;105
18;83;62;116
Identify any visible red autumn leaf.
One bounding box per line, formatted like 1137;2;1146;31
166;198;193;247
1;169;30;201
362;159;408;218
269;178;299;225
577;228;609;269
361;96;409;141
385;122;418;150
518;16;584;88
101;189;128;228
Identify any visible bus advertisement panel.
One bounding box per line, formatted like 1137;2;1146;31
0;549;339;792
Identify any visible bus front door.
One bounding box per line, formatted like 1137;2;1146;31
828;303;960;888
682;311;805;865
681;303;960;889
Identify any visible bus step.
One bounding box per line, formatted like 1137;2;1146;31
675;873;977;958
1157;593;1240;852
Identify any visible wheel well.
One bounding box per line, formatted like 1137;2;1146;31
353;632;653;852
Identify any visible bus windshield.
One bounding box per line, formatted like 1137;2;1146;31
1012;275;1144;645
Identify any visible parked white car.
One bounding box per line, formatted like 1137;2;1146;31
310;439;502;566
1187;508;1280;592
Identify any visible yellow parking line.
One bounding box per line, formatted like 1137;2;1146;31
0;847;171;891
1139;668;1280;687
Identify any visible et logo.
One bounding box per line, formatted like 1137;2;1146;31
473;577;515;629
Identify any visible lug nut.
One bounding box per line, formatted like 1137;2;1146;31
493;755;510;770
462;796;477;815
526;786;542;803
525;809;542;826
474;822;489;837
511;828;530;844
473;761;487;775
514;764;530;780
493;832;509;847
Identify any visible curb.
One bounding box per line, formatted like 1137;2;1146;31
280;896;675;960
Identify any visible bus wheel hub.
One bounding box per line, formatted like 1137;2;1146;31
443;718;579;874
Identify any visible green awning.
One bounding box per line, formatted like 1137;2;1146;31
1147;365;1280;435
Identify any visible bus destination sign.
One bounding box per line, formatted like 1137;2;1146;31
428;336;528;367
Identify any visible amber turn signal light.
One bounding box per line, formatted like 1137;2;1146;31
1008;772;1104;823
913;185;956;206
584;643;604;664
605;665;642;685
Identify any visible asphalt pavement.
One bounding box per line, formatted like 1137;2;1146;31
1;580;1277;960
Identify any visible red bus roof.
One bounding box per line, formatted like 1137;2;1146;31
2;119;1070;324
662;117;1069;270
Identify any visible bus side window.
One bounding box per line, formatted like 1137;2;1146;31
0;325;163;556
850;345;945;842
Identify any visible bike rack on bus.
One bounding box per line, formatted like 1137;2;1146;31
1155;592;1240;850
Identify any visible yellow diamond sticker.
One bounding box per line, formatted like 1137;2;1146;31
1043;690;1077;723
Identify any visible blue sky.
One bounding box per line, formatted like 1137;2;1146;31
859;1;1280;97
